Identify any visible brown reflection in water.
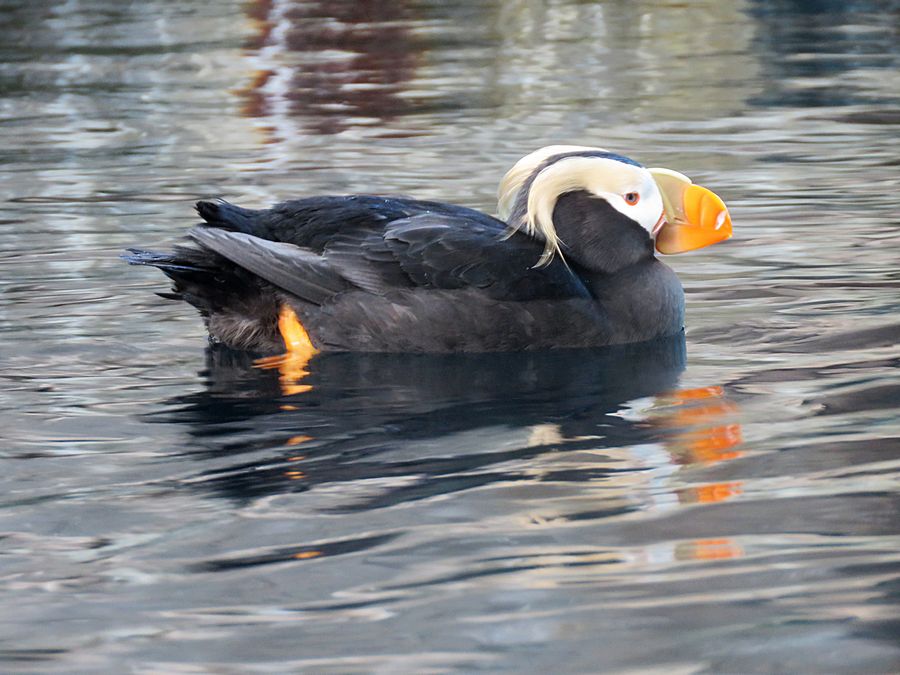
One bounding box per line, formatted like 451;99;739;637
238;0;420;136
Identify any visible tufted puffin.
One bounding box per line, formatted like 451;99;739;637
125;146;732;355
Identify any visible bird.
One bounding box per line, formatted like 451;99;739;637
124;145;732;355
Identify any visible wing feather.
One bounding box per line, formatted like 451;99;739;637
383;215;590;300
188;207;589;306
189;227;348;305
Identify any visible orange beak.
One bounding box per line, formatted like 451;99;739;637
649;168;733;255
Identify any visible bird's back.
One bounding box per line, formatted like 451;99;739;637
126;195;614;353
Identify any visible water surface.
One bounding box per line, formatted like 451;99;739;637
1;0;899;672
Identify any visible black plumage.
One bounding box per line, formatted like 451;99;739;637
125;190;685;353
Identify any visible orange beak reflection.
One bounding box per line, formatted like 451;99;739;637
654;386;744;465
649;168;733;255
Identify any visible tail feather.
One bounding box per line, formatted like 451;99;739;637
124;230;284;353
156;291;182;301
124;245;250;316
195;200;260;233
123;247;212;274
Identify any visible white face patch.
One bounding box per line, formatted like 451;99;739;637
597;167;665;236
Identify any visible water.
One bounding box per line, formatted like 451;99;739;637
1;0;899;671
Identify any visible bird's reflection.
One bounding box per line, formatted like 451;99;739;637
152;333;743;521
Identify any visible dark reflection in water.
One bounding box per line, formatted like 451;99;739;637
156;336;694;507
145;335;751;578
747;0;900;108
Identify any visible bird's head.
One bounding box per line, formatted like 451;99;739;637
498;145;732;269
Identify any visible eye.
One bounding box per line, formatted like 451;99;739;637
624;192;640;206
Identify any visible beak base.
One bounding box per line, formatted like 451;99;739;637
649;169;733;255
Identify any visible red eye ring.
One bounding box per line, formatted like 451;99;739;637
624;192;640;206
